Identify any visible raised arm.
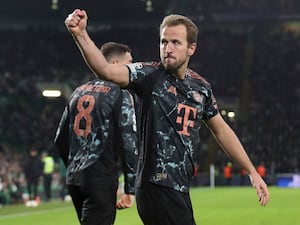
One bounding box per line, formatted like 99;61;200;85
204;113;269;206
65;9;129;87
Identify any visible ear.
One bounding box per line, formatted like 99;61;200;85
188;43;197;56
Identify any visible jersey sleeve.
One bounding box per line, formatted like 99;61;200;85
127;62;160;82
203;86;219;120
54;106;70;166
118;90;138;194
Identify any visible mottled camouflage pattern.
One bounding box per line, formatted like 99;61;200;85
54;79;137;194
119;90;138;194
128;62;218;192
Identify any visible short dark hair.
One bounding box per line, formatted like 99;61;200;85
100;42;132;62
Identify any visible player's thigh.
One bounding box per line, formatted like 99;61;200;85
68;185;84;221
81;185;117;225
136;182;196;225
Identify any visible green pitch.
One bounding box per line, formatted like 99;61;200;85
0;187;299;225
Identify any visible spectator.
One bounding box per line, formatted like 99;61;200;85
256;163;266;181
224;162;233;186
41;151;55;202
22;147;43;206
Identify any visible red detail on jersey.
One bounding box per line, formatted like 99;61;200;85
167;85;177;96
187;68;209;84
176;103;197;136
79;84;111;94
74;95;95;138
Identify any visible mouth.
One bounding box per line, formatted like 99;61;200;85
164;56;175;60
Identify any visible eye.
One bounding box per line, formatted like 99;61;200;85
172;40;180;46
161;39;168;46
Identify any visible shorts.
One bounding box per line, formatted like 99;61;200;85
136;181;196;225
68;179;118;225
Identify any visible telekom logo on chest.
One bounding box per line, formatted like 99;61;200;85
176;103;197;136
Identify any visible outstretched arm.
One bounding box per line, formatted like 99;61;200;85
65;9;129;87
205;113;269;206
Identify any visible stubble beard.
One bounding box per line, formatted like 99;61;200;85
163;58;186;76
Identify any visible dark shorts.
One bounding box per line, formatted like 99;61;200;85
68;179;118;225
136;182;196;225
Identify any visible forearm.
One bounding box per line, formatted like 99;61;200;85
72;30;111;80
74;31;129;86
215;128;256;175
65;9;129;86
206;114;269;206
121;152;136;194
206;115;257;174
121;146;137;194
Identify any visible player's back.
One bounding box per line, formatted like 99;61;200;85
66;79;123;176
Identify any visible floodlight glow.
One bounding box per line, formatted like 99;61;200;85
42;90;61;97
227;111;235;118
221;110;227;116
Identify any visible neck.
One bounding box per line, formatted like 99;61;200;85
173;64;188;80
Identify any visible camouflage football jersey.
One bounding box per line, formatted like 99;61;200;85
54;79;137;193
127;62;218;192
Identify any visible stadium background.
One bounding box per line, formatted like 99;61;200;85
0;0;299;204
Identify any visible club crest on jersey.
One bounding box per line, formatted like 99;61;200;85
192;91;203;103
167;85;177;96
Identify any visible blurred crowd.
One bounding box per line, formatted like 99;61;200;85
174;0;300;15
0;21;299;204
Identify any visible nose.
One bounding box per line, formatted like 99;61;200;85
165;43;173;54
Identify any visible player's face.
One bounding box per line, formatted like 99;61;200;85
160;25;196;78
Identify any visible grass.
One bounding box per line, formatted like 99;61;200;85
190;186;300;225
0;186;299;225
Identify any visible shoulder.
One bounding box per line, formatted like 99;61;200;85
186;68;210;85
185;69;217;101
127;61;161;74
